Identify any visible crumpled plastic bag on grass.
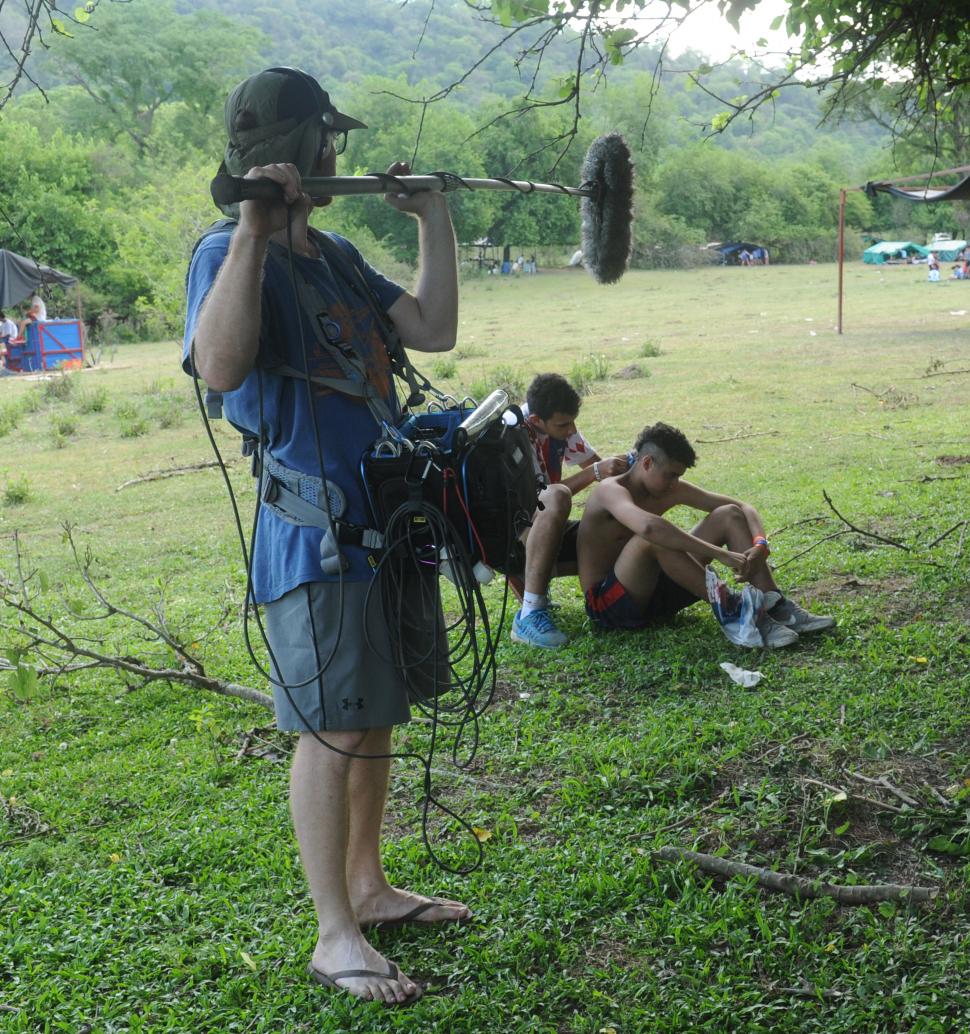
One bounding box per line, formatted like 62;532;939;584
719;662;764;687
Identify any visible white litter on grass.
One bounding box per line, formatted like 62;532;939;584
809;331;817;336
719;662;764;687
949;310;967;316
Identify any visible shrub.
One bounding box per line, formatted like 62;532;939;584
466;365;526;404
115;401;148;438
3;474;32;505
569;353;610;396
639;340;663;358
42;372;76;403
0;401;22;437
432;356;458;380
75;386;109;414
51;413;77;437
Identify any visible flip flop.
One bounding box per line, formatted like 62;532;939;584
306;959;423;1006
360;897;472;932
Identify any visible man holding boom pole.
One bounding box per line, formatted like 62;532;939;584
184;67;468;1007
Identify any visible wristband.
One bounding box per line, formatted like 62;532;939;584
593;462;601;481
753;535;769;555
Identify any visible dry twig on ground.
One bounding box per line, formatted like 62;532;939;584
653;846;938;905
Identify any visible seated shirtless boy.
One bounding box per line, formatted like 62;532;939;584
577;422;834;648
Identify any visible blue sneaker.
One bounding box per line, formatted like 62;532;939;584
705;567;764;648
511;607;567;649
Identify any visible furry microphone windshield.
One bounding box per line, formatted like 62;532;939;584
580;133;634;285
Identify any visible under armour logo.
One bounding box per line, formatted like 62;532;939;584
341;697;365;711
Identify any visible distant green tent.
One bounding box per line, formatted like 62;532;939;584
862;241;930;265
928;239;968;261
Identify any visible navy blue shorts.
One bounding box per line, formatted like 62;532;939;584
585;569;698;630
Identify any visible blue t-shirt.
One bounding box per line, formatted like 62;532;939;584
183;228;405;603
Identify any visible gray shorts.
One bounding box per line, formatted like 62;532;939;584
262;575;449;733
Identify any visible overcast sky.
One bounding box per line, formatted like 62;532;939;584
652;0;798;61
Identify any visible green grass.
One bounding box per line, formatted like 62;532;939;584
1;263;968;1031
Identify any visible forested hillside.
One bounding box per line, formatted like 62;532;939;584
1;0;958;340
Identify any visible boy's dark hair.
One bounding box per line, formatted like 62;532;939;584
634;422;697;468
526;373;581;421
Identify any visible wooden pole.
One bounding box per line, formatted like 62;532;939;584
837;189;846;335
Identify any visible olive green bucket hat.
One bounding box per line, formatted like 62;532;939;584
215;66;366;217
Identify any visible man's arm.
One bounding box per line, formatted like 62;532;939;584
560;452;629;496
597;480;750;575
192;163;304;392
384;168;458;354
676;481;768;554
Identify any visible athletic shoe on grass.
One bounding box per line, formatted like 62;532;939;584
756;611;799;648
511;607;567;649
769;596;836;633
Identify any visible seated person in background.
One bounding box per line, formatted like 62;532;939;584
578;422;835;649
0;311;17;362
17;293;47;337
511;372;630;649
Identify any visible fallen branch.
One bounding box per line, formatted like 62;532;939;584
694;430;778;444
822;490;910;551
922;368;970;378
772;529;852;569
926;520;968;549
116;458;243;491
848;771;923;809
0;524;272;711
653;846;938;905
799;776;905;815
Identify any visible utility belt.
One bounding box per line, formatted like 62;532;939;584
253;390;539;578
254;448;384;575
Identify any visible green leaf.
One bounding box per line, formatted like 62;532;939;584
74;6;90;22
878;901;896;918
710;111;731;132
927;835;970;857
38;570;50;593
770;14;784;31
50;17;74;37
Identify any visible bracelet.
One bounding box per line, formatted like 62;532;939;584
593;462;601;481
753;535;769;555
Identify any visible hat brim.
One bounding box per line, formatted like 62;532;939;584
332;111;367;132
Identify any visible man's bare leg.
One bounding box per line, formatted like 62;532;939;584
291;729;420;1005
345;726;470;927
613;536;709;608
522;483;572;599
690;504;781;594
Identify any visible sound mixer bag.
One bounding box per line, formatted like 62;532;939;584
362;405;538;576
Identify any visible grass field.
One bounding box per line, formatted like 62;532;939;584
1;262;968;1032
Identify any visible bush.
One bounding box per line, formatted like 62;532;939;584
42;372;77;403
466;365;526;404
0;401;22;437
639;340;663;358
3;474;32;505
75;386;109;414
51;413;77;437
569;353;610;396
115;401;148;438
432;356;458;380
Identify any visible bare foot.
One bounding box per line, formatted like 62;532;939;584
353;886;472;930
309;929;421;1006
